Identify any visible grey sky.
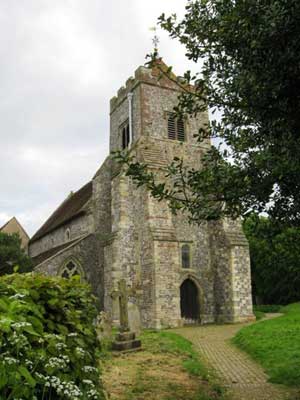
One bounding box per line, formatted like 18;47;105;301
0;1;199;236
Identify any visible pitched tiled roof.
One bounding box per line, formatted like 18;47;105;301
30;181;93;243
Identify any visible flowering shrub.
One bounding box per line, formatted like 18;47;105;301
0;273;104;400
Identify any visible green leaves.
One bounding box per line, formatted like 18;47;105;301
141;0;300;225
0;232;33;276
0;368;8;390
19;366;36;387
0;273;104;399
243;214;300;304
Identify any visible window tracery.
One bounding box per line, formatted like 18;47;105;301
59;260;83;280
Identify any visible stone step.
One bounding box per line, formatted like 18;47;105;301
112;346;143;355
112;338;142;351
116;331;136;341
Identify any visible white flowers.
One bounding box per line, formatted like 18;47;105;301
87;388;101;399
68;332;78;337
3;356;18;365
9;293;26;299
82;365;98;373
62;355;70;363
42;375;82;399
8;331;29;347
11;322;32;329
44;333;64;340
75;347;86;357
83;379;94;386
55;342;67;351
25;359;33;369
45;357;68;370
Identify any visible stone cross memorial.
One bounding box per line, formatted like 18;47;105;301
111;279;141;351
111;279;130;332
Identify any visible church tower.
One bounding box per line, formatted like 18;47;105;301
94;60;254;328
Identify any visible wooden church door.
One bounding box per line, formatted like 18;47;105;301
180;279;200;321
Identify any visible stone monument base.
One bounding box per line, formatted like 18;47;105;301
112;331;141;352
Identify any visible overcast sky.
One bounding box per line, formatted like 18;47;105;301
0;1;200;236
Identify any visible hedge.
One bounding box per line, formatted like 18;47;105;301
0;273;104;400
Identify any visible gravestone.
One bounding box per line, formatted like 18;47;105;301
128;300;141;334
95;311;112;340
111;279;141;351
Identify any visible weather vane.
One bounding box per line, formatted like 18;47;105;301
149;27;160;54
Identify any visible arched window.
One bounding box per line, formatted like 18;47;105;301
168;114;185;142
60;260;83;280
181;244;191;269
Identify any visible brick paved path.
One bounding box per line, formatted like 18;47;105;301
174;315;297;400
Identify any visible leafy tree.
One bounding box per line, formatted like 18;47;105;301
0;232;32;275
243;214;300;304
117;0;300;225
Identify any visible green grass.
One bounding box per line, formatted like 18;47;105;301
102;330;226;400
141;330;210;379
233;303;300;387
140;330;226;400
254;304;282;313
253;309;265;320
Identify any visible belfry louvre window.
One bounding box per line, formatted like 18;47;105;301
168;114;185;141
121;121;130;149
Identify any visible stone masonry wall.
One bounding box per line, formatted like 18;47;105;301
140;83;210;147
209;219;254;322
29;212;94;258
31;62;252;328
92;157;112;310
173;212;215;323
222;219;254;321
93;157;112;236
34;234;103;308
106;62;254;327
110;80;142;153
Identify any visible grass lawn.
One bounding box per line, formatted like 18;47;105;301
253;309;265;320
101;330;226;400
233;303;300;387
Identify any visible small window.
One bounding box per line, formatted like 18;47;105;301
121;120;130;149
65;228;70;241
181;244;190;269
168;114;185;142
60;260;83;280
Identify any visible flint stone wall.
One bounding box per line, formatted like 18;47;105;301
29;212;94;258
34;234;103;308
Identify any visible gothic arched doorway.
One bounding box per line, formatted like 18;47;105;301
180;279;200;321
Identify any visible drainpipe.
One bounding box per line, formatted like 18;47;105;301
127;92;133;145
